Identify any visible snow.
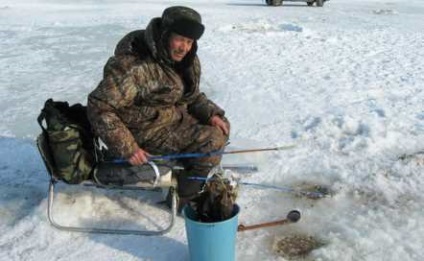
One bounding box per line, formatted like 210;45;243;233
1;0;424;260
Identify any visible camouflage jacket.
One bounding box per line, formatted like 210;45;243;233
87;18;225;158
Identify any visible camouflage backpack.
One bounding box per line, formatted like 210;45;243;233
37;99;95;184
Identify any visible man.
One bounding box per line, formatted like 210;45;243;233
87;6;230;209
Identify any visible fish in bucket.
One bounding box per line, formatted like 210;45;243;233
183;167;240;261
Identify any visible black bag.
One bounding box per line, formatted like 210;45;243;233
37;99;95;183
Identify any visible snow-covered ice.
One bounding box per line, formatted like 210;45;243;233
1;0;423;260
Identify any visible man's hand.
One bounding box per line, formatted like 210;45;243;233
209;115;229;135
128;147;150;165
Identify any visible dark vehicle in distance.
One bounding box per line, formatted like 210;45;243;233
265;0;329;7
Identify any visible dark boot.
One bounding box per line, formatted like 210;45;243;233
164;188;199;215
177;196;193;214
164;188;192;214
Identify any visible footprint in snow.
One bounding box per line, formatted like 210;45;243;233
399;151;424;166
372;9;398;15
223;22;302;33
279;24;303;33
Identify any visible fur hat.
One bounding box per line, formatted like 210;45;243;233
162;6;205;40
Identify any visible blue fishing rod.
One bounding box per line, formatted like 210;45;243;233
111;144;296;164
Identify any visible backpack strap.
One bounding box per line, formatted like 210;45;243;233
37;99;52;133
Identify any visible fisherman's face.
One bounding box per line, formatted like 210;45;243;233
168;33;194;62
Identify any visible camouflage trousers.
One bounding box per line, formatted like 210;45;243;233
139;113;230;198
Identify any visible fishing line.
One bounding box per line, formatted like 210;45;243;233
188;176;328;199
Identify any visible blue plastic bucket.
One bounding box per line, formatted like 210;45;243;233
184;204;240;261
